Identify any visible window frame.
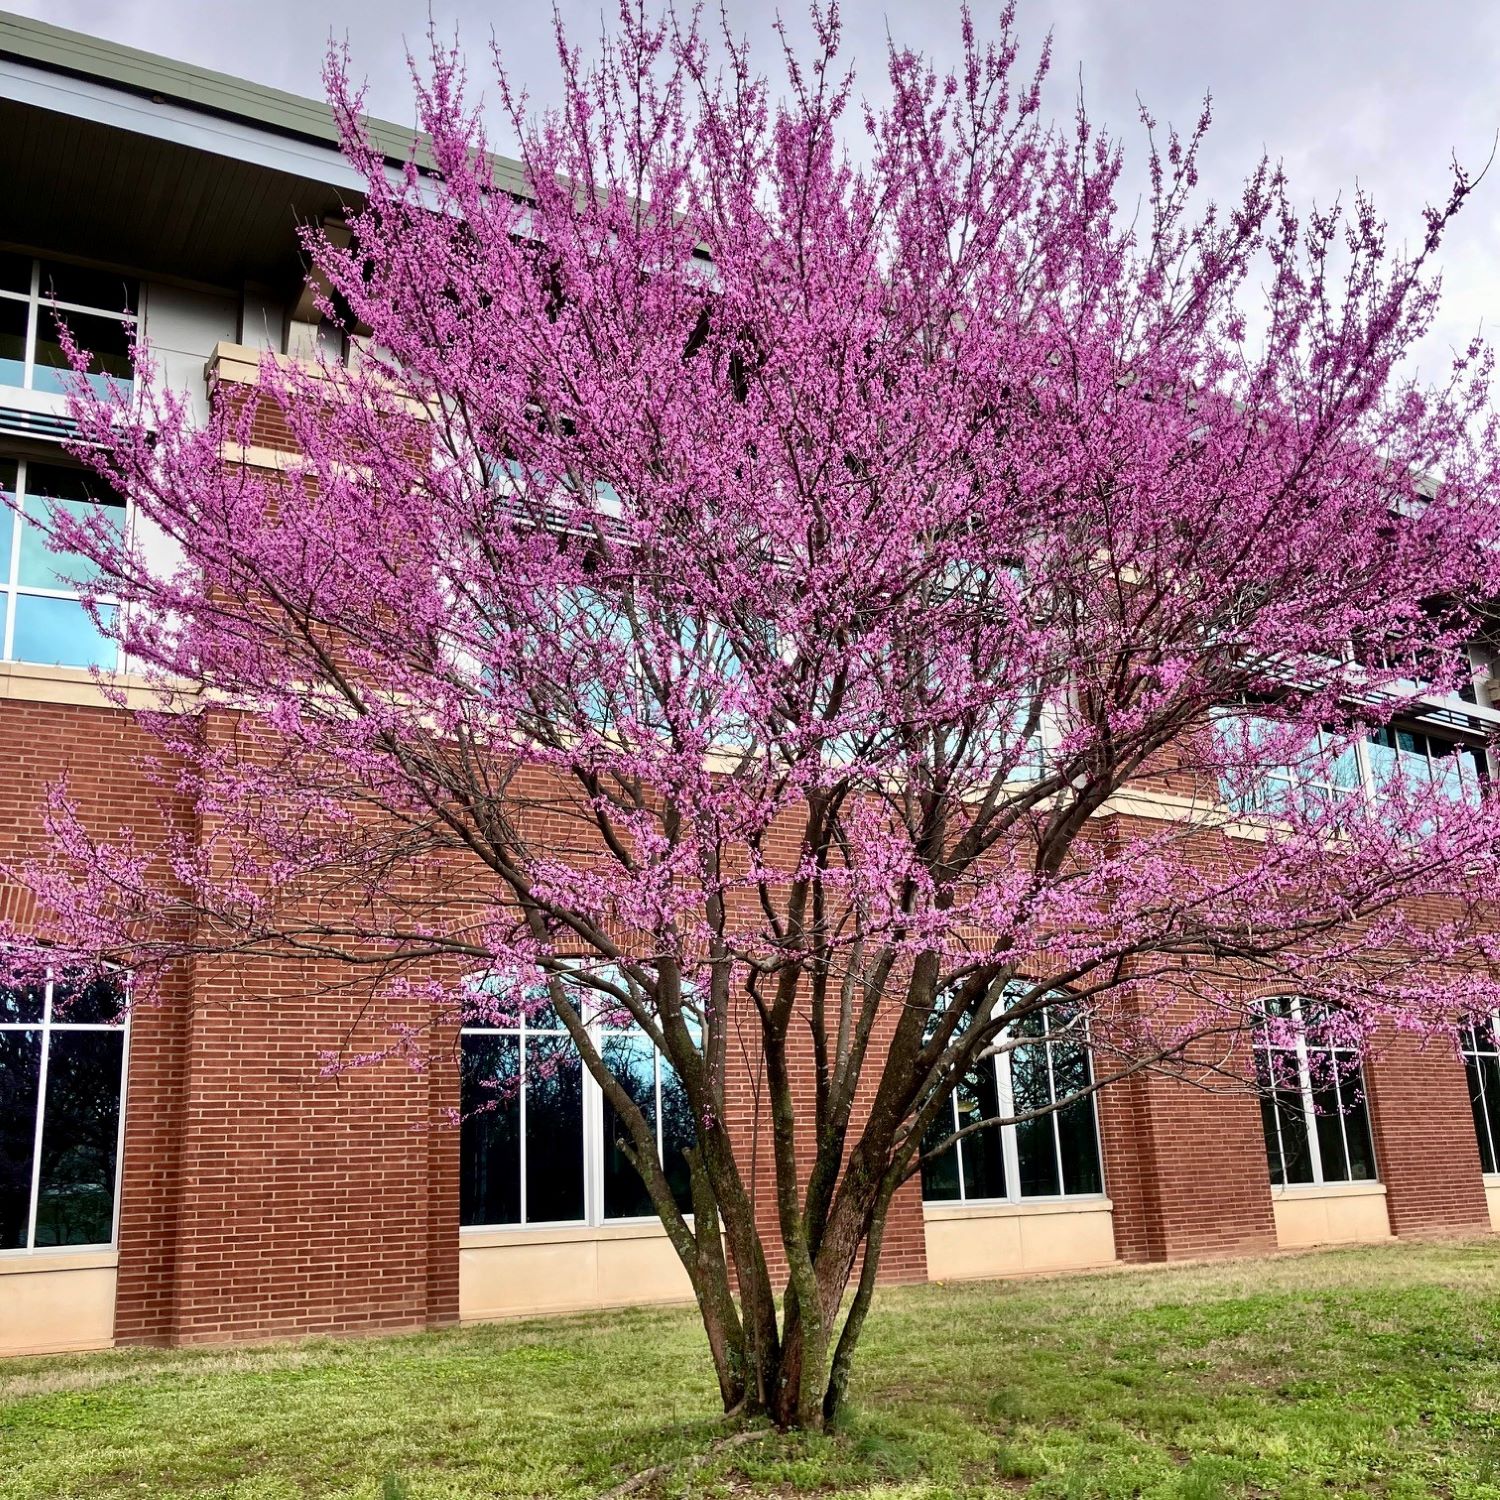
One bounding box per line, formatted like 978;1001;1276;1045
0;253;140;399
0;969;131;1256
0;453;126;671
1255;995;1378;1189
920;995;1107;1208
1460;1015;1500;1179
458;985;698;1233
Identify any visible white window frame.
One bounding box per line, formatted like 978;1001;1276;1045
1256;996;1377;1187
0;453;126;670
0;254;139;398
922;1003;1106;1207
458;997;696;1232
0;970;130;1255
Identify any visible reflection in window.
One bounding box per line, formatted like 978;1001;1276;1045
921;987;1104;1205
0;255;136;398
1255;996;1377;1187
459;972;697;1229
0;457;123;669
1215;711;1361;822
0;971;126;1253
1461;1019;1500;1176
1367;725;1486;812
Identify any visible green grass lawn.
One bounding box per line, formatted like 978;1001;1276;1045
4;1240;1500;1499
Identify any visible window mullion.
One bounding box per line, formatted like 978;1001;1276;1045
25;978;53;1251
1043;1030;1067;1195
1329;1056;1353;1180
583;1023;603;1227
1291;1005;1324;1184
951;1092;966;1201
22;259;38;391
517;1020;529;1226
997;1047;1021;1204
109;1007;132;1247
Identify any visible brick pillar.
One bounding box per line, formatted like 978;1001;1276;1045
1097;970;1277;1263
1363;1029;1490;1238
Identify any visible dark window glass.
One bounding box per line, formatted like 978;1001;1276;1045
524;1032;584;1222
1011;1043;1061;1197
0;253;29;295
39;260;138;315
658;1059;695;1215
1269;1089;1315;1184
0;1030;41;1250
1467;1052;1500;1176
458;1034;520;1227
0;983;44;1025
1312;1083;1352;1183
1341;1088;1377;1182
0;298;26;389
919;1096;961;1201
601;1029;657;1220
33;1029;124;1246
1260;1095;1286;1185
19;462;125;591
32;308;134;396
50;976;124;1026
956;1055;1006;1201
1052;1039;1102;1194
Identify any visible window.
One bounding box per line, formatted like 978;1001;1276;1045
0;253;136;397
0;971;128;1252
1215;711;1362;821
1461;1018;1500;1177
1255;996;1377;1186
921;989;1104;1204
1367;724;1486;812
459;978;697;1228
0;457;123;668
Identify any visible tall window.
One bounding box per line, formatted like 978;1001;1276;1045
921;991;1104;1205
1367;725;1486;811
459;979;697;1228
0;457;123;669
1461;1018;1500;1176
0;254;136;397
0;971;128;1252
1255;996;1377;1186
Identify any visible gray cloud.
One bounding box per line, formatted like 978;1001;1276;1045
13;0;1499;374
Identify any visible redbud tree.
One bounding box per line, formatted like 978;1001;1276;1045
11;2;1500;1430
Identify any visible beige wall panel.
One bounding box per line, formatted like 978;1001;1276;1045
1271;1185;1392;1249
923;1203;1116;1282
0;1258;116;1356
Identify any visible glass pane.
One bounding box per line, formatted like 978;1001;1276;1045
0;458;14;575
1260;1095;1286;1185
39;260;138;315
19;463;123;589
0;983;44;1024
1341;1087;1377;1183
50;975;124;1026
0;252;29;295
11;595;117;669
1273;1091;1315;1183
1476;1056;1500;1182
1051;1041;1102;1194
31;308;134;397
1011;1043;1061;1197
458;1034;520;1227
0;298;26;390
33;1029;124;1246
919;1095;961;1202
1312;1080;1352;1183
659;1058;695;1215
601;1030;656;1219
524;1032;584;1222
0;1029;41;1249
956;1056;1006;1201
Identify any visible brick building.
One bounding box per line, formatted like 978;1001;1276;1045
0;11;1497;1358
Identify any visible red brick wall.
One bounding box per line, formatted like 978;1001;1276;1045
1363;1027;1491;1238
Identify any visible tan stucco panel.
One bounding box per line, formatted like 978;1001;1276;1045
1271;1184;1392;1249
0;1258;116;1356
1485;1179;1500;1233
459;1226;695;1321
923;1201;1116;1282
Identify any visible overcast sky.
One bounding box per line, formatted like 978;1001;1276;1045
13;1;1500;377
